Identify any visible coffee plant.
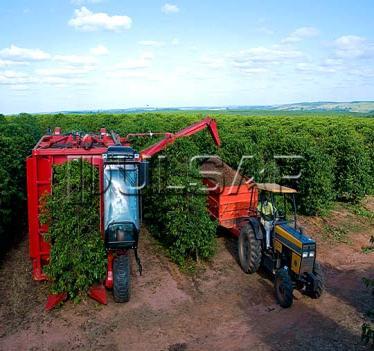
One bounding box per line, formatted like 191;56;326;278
0;114;41;255
40;160;106;299
1;111;374;264
144;137;218;265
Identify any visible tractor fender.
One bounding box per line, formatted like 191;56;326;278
248;217;263;240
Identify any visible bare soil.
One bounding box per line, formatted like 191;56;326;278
0;201;373;351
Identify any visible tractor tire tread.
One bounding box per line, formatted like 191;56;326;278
238;224;262;274
113;254;131;303
275;268;293;308
310;261;324;299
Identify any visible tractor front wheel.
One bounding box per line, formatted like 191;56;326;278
238;224;262;274
309;261;324;299
275;268;293;308
113;254;131;303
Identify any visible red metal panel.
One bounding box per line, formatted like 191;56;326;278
27;146;107;280
45;293;67;311
140;117;221;158
26;156;38;259
204;172;259;234
88;284;107;305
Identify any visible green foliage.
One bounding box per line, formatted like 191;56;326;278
2;111;374;264
0;114;41;254
40;160;106;299
144;138;217;265
322;223;349;243
349;204;374;222
325;127;371;202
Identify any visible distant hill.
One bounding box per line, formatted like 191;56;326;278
55;101;374;115
269;101;374;113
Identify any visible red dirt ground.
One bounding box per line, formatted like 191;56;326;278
0;202;373;351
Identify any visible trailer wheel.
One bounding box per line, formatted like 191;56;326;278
113;254;131;303
275;268;293;308
309;261;324;299
238;224;262;273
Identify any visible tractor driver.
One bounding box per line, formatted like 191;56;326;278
257;194;276;250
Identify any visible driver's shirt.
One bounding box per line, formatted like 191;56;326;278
257;202;275;221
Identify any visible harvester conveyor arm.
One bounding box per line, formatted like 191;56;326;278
140;117;221;158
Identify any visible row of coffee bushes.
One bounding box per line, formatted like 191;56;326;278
0;114;41;254
38;111;372;214
5;111;372;263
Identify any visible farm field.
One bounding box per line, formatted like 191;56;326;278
0;111;373;350
2;111;374;256
0;198;373;351
2;0;374;349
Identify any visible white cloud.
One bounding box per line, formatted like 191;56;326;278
171;38;180;46
240;67;269;74
232;47;303;66
257;27;274;35
10;84;29;91
36;66;94;77
108;71;148;79
230;46;304;78
39;76;90;87
333;35;368;58
114;52;154;70
138;40;165;47
68;7;132;31
0;44;50;61
295;58;374;79
295;62;337;74
0;70;34;85
162;3;179;14
0;59;29;67
0;70;29;79
0;68;91;87
71;0;103;4
53;54;97;65
90;45;109;56
200;55;225;69
282;27;319;44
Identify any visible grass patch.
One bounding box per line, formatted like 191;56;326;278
349;204;374;222
322;223;350;243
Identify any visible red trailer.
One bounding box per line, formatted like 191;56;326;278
201;157;258;237
27;118;220;309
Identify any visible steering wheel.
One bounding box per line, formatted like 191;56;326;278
277;209;286;219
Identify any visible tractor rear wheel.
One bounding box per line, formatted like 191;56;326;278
238;224;262;274
113;254;131;303
275;268;293;308
309;261;324;299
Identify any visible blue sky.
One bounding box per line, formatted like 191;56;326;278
0;0;373;114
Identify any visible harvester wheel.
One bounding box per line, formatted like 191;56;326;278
238;224;262;274
113;254;131;303
309;261;324;299
275;268;293;308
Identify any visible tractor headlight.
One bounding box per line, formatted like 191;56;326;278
309;251;315;257
302;252;308;258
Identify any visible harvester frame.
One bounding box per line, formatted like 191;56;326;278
27;117;220;309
